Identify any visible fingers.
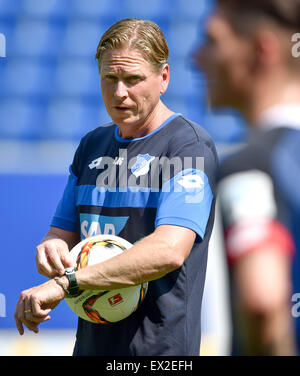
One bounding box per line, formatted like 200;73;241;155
35;248;55;278
36;241;73;278
61;252;74;268
14;298;25;335
14;301;40;335
31;299;52;319
14;288;52;336
46;246;66;276
21;317;40;334
15;308;50;335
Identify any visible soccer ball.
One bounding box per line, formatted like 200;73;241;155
65;234;148;324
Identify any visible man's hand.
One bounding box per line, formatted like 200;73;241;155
36;238;74;278
35;227;79;278
14;278;66;335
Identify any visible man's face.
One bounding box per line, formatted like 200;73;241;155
100;47;168;129
194;11;253;109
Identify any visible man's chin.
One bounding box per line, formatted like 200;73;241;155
112;116;138;128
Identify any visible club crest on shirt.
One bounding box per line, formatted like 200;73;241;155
131;154;155;178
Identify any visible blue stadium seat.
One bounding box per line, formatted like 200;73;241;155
0;0;241;144
0;58;6;80
98;105;112;125
174;0;213;20
21;0;70;18
0;99;45;139
0;0;19;18
168;58;200;98
0;19;16;58
54;58;99;97
45;98;105;139
122;0;171;18
183;93;207;124
61;20;104;58
168;20;199;59
45;98;84;139
70;0;123;18
3;59;55;96
11;19;64;57
202;111;247;143
163;94;188;118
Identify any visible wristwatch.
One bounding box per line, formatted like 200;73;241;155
55;267;80;298
64;267;80;297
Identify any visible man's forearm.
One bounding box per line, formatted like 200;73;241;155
241;304;297;356
75;233;182;290
40;226;80;251
70;225;195;291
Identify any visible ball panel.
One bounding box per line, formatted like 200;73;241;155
96;286;142;322
66;289;108;324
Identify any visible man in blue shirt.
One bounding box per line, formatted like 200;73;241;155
15;18;218;356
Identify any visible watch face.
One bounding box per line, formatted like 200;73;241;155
65;267;75;273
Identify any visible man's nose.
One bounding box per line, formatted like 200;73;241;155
114;80;128;99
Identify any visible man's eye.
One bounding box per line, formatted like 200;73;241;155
126;76;141;84
106;75;117;81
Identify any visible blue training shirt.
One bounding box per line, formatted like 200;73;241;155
51;113;218;356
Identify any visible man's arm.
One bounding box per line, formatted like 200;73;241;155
218;170;296;355
62;225;196;291
15;225;196;335
232;242;296;355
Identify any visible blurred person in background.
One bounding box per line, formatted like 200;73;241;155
194;0;300;355
14;18;218;356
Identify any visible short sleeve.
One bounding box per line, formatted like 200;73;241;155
51;165;78;232
155;139;218;240
218;169;294;263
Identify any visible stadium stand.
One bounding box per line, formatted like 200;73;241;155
0;0;246;142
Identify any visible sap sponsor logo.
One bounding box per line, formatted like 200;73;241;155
0;293;6;317
80;213;129;239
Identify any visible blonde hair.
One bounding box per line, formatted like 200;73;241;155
95;18;169;72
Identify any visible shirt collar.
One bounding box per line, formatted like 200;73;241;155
256;104;300;131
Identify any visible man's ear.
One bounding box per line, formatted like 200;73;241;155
252;29;283;71
160;64;170;95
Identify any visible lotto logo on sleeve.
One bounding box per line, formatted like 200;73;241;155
108;293;124;306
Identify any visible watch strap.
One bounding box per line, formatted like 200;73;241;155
54;276;69;296
64;267;80;297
